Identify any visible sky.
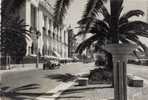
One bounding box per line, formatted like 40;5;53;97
48;0;148;44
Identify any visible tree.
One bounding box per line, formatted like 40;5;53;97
1;0;30;64
75;0;148;67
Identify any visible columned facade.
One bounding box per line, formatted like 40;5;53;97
17;0;68;59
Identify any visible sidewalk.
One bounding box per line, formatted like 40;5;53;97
1;63;148;100
0;63;43;75
1;62;96;100
56;64;148;100
57;82;148;100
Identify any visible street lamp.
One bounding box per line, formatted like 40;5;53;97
36;30;41;68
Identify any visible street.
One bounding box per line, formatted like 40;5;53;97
0;63;94;100
0;63;148;100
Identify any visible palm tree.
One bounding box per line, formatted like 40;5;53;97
75;2;148;98
75;0;148;65
53;0;148;69
1;0;30;66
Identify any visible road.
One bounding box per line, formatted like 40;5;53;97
0;63;148;100
0;63;94;100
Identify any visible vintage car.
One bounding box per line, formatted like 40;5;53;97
43;57;60;70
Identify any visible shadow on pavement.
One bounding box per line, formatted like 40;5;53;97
57;85;112;100
0;83;53;100
45;73;77;82
62;85;112;95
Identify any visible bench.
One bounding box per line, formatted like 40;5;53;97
77;77;88;86
127;75;143;87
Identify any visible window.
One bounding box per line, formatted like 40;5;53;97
31;5;36;30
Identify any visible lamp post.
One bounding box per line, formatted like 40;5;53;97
105;44;137;100
36;31;41;68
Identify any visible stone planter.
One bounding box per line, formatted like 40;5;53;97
77;77;88;86
88;68;112;84
127;75;143;87
104;43;137;100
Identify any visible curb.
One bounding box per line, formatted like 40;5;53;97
127;74;148;85
36;81;76;100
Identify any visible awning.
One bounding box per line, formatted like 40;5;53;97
52;51;61;58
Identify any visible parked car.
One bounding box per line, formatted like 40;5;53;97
43;59;60;70
51;59;60;66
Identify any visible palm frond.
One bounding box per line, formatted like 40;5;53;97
119;21;148;33
133;50;141;61
76;19;94;38
77;17;94;25
74;31;86;37
53;0;73;28
120;10;144;20
76;17;109;37
119;35;131;44
75;34;100;54
94;20;109;32
128;31;148;38
79;0;108;38
126;37;148;56
100;6;110;23
119;10;144;25
82;0;107;18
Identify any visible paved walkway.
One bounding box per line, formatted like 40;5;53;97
56;64;148;100
0;63;43;75
57;83;148;100
0;62;95;100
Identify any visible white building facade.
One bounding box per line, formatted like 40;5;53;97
17;0;68;58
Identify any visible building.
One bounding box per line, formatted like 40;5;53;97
15;0;68;59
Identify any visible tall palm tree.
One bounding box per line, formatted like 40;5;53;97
53;0;148;69
75;0;148;69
